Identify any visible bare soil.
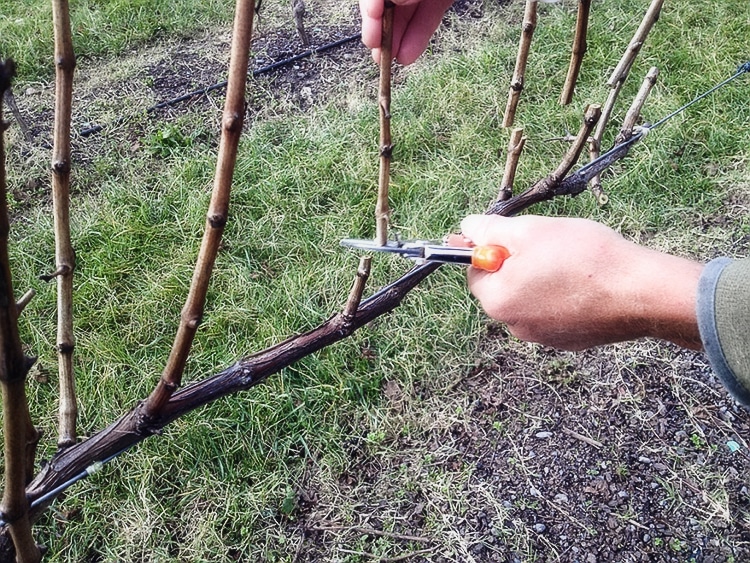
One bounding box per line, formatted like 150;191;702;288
294;337;750;562
6;1;750;561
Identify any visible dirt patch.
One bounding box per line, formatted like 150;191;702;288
6;0;492;151
280;331;750;562
4;17;371;209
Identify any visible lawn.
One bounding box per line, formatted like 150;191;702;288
1;0;750;560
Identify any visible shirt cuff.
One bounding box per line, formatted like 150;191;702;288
696;257;750;407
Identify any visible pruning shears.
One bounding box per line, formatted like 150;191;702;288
340;237;510;272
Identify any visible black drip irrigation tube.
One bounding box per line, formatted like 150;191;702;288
79;32;362;137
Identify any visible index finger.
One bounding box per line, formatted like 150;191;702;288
460;215;510;247
360;0;385;50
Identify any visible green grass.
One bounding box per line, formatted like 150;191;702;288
0;0;235;82
3;0;750;560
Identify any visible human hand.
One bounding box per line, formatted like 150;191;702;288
460;214;704;351
359;0;455;65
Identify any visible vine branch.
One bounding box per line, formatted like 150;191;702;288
144;0;256;419
50;0;77;448
560;0;591;106
615;66;659;146
0;58;42;563
498;127;526;201
503;0;537;128
588;0;663;203
489;104;602;216
375;1;394;245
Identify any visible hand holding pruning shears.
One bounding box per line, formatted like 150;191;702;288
343;214;704;352
340;235;510;272
460;214;703;351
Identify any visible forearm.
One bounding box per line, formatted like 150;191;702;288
626;245;703;349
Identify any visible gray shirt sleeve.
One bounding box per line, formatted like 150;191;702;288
696;257;750;407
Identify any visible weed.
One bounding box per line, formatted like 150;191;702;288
146;123;199;156
690;433;706;449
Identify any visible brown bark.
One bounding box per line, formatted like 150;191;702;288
1;89;33;145
498;128;526;201
144;0;255;418
589;0;663;204
595;0;663;142
503;0;537;128
0;58;41;563
607;0;664;88
15;290;35;316
343;257;372;320
291;0;310;46
50;0;77;448
587;66;658;206
489;105;602;216
375;2;394;245
559;0;591;105
587;135;607;205
615;66;659;146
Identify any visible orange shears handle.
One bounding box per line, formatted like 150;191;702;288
471;245;510;272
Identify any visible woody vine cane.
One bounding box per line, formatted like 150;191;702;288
375;1;395;246
0;59;41;563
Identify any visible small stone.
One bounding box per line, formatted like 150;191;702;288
535;431;553;439
638;456;651;464
533;523;546;533
25;87;39;96
470;543;484;555
554;493;569;503
719;409;734;422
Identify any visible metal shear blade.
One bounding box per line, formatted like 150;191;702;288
339;238;430;259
